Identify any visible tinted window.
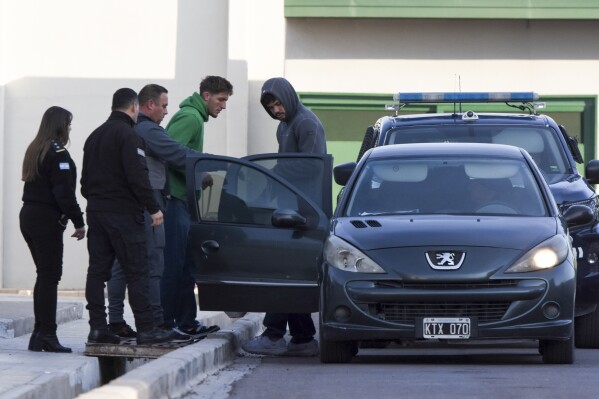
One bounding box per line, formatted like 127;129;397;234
345;156;548;217
193;159;301;225
385;125;572;184
251;157;327;211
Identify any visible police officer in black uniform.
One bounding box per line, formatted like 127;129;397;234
81;88;175;345
20;106;86;353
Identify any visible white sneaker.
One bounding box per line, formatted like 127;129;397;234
287;339;319;357
242;335;287;355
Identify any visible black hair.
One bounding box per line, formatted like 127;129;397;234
261;93;278;105
22;106;72;182
199;76;233;96
138;84;168;106
111;88;138;111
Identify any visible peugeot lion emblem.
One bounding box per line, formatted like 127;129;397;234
425;251;466;270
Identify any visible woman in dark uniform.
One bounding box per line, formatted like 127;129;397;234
20;106;86;352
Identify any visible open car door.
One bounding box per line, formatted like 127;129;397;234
186;153;333;313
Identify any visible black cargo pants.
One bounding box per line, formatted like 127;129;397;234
85;211;154;332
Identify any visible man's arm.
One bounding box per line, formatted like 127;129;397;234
120;131;160;215
166;110;202;150
294;118;327;154
136;122;200;169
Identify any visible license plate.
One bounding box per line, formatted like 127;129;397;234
423;317;470;339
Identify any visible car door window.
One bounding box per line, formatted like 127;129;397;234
249;156;331;217
194;159;301;225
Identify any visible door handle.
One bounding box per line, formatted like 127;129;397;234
201;240;220;255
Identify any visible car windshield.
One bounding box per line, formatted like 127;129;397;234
345;155;548;217
385;124;572;184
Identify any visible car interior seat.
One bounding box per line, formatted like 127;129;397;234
425;165;470;212
492;128;547;171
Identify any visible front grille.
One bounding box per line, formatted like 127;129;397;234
377;302;510;323
375;280;519;290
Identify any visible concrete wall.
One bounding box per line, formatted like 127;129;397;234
1;1;599;288
284;18;599;96
1;0;234;288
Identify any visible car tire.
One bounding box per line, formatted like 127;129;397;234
318;327;356;363
574;308;599;348
356;126;376;162
540;335;575;364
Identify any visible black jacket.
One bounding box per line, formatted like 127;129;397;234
81;111;159;214
22;141;85;228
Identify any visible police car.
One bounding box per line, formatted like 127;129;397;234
355;91;599;348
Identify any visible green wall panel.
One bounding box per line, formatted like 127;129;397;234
285;0;599;19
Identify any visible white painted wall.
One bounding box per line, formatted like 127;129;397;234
1;0;233;289
1;1;598;288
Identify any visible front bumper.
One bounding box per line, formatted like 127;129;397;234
572;224;599;312
320;262;575;343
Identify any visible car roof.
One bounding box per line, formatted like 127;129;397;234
384;113;550;127
368;142;525;159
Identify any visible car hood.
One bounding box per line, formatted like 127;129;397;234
333;215;557;251
548;175;595;205
332;216;561;279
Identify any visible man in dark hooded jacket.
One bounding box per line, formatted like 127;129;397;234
242;77;326;357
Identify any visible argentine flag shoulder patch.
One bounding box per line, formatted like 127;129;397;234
59;162;70;170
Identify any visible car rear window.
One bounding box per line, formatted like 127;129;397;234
385;124;572;184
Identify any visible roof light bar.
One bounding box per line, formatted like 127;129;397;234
392;92;539;103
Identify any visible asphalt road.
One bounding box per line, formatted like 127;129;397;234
178;339;599;399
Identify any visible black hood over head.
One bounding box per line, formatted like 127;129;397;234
260;77;299;122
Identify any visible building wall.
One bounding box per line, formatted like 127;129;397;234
0;0;235;289
1;0;598;288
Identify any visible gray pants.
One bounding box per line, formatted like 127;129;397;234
107;204;166;327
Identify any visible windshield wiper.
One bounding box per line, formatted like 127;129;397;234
358;209;420;216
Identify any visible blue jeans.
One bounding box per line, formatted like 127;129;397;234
160;198;198;329
107;203;166;326
263;313;316;344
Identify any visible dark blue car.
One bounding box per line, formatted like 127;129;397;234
326;143;591;364
356;92;599;349
186;141;592;364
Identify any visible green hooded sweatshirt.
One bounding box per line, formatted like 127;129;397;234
165;92;209;201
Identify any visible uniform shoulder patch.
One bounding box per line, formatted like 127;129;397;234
52;141;66;152
59;162;70;170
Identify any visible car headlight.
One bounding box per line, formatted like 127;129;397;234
560;197;599;222
324;235;386;273
505;235;570;273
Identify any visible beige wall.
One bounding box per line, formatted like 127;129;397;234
2;1;599;288
1;0;236;289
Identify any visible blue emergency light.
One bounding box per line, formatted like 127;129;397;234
393;92;539;103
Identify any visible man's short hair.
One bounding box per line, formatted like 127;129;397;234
199;76;233;96
112;88;138;111
138;84;168;106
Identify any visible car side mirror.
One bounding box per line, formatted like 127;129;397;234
271;209;307;228
333;162;357;186
563;204;594;227
585;160;599;184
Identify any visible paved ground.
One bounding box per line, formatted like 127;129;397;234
0;291;262;399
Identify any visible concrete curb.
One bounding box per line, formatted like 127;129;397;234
76;313;263;399
0;300;83;338
1;357;101;399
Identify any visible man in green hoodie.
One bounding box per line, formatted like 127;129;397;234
160;76;233;336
